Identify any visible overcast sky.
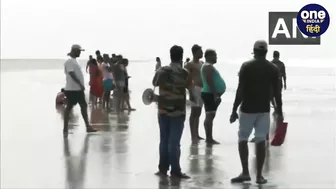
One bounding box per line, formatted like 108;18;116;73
1;0;335;60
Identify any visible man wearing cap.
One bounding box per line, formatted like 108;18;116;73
63;44;97;137
229;40;283;184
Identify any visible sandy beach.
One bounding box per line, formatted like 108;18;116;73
1;59;336;189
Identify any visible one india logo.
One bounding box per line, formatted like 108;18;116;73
297;3;330;37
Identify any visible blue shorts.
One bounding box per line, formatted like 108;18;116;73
238;112;270;142
103;79;113;91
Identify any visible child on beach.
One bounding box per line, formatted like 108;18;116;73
56;88;67;106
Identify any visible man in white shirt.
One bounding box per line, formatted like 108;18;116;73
63;44;97;137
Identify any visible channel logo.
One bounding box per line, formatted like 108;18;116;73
297;3;330;37
268;4;330;45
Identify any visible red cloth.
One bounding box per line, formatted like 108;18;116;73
89;64;103;97
271;121;288;146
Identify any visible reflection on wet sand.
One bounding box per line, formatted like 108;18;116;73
189;144;201;174
90;107;109;131
189;144;223;188
63;135;90;189
157;172;182;189
2;64;336;189
56;105;79;131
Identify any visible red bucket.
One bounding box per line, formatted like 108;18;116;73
271;121;288;146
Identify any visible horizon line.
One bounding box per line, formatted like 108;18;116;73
1;58;335;61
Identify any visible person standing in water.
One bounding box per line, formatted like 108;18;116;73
89;58;103;106
229;40;283;184
95;50;102;60
155;57;161;71
184;44;204;143
121;58;135;112
63;44;97;138
153;45;195;179
86;55;93;73
112;55;127;115
200;49;226;145
102;54;114;110
271;51;286;106
184;58;190;66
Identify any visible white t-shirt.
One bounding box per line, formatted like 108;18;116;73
64;58;85;91
102;62;113;80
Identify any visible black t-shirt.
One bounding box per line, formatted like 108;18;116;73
271;59;286;88
238;58;282;113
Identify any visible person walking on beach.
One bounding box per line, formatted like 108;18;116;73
271;51;286;106
184;44;205;143
251;50;287;142
153;45;195;179
271;51;286;90
63;44;97;138
200;49;226;145
229;40;283;184
155;57;161;71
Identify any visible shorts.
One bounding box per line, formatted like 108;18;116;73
201;92;221;113
190;86;203;107
238;112;270;142
64;90;87;107
123;86;129;93
103;79;113;91
115;80;125;89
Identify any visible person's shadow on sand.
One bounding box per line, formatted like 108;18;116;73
63;135;91;189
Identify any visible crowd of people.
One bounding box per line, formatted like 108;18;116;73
56;48;136;112
58;40;287;185
86;50;135;113
152;40;286;184
57;45;137;138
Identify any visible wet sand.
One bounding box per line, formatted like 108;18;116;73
1;60;336;188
